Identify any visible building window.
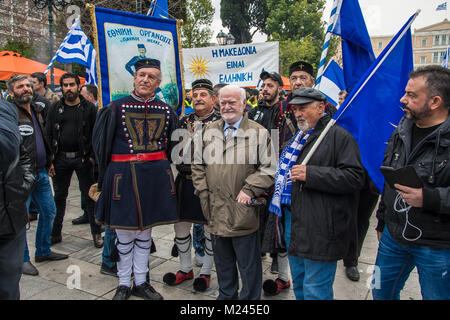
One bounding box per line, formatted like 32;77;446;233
435;35;440;46
433;52;439;63
422;38;427;47
378;42;383;49
420;56;426;64
442;35;447;46
440;51;446;62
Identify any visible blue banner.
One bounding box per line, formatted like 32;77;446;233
334;12;417;193
89;6;183;110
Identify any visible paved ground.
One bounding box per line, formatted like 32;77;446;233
19;175;422;300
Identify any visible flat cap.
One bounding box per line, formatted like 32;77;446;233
289;87;326;105
260;71;283;87
192;78;213;92
134;58;160;71
289;60;314;77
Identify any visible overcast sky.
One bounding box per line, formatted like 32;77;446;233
210;0;449;44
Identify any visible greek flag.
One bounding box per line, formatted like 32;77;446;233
331;0;375;92
316;0;374;93
44;18;97;85
317;60;345;106
315;0;340;88
443;46;450;68
436;2;447;11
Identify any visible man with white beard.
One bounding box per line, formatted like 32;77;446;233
192;85;275;300
270;87;365;299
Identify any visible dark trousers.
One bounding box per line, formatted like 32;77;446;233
0;227;26;300
51;155;100;237
212;231;262;300
79;163;98;219
344;183;380;267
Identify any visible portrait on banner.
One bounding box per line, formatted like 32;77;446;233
104;24;179;107
89;5;184;111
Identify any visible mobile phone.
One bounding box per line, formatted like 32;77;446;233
380;166;423;189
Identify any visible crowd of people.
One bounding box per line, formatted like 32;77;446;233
0;58;449;301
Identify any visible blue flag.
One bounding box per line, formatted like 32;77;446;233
150;0;169;19
318;60;346;106
442;46;449;68
333;12;417;193
331;0;375;91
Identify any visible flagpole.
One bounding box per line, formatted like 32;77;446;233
87;4;101;107
146;0;156;15
300;10;420;166
315;0;342;90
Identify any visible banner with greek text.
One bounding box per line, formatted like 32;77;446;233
88;5;184;110
182;42;279;88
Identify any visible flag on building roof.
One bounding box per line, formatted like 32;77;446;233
436;2;447;11
44;18;97;85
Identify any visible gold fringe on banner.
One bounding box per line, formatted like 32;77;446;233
86;3;103;109
176;19;186;118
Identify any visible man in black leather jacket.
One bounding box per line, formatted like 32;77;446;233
372;66;450;300
0;99;34;299
7;74;68;276
45;73;102;248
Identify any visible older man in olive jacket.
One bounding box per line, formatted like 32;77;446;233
192;84;275;300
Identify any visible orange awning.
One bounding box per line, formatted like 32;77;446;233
281;75;291;90
0;51;85;85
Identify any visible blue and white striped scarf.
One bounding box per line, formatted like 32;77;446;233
269;127;314;216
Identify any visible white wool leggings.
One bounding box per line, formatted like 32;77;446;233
174;222;214;275
115;229;152;287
